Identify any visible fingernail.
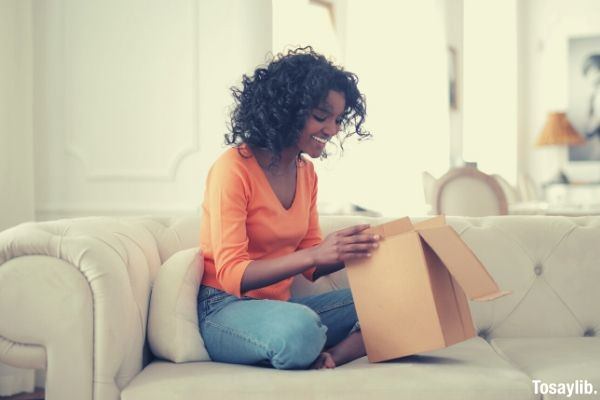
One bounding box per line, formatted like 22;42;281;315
372;243;378;248
367;253;372;257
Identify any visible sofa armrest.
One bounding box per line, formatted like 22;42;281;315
0;219;160;400
0;255;92;400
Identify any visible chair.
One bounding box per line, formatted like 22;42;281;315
433;167;508;216
421;171;437;206
492;174;521;204
517;173;540;202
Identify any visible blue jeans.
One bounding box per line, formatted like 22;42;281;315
197;284;361;370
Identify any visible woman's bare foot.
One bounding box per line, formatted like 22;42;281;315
311;351;336;369
326;331;366;367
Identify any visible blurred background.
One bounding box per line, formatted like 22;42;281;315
2;0;600;228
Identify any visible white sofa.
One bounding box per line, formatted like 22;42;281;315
0;215;599;400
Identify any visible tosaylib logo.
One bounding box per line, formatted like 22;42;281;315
532;379;597;397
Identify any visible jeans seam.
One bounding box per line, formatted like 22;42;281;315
204;318;271;354
312;299;354;315
206;294;228;305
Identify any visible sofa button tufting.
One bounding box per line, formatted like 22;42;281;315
478;328;490;340
584;328;596;337
534;265;543;276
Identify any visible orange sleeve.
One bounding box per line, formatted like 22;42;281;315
297;165;322;282
207;161;253;297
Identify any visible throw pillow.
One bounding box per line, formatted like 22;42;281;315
147;247;210;362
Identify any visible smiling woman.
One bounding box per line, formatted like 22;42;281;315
197;47;378;370
225;47;369;165
295;90;346;158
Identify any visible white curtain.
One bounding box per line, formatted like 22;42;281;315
273;0;451;217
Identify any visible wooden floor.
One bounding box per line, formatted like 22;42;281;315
0;390;44;400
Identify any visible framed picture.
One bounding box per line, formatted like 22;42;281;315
448;46;458;111
568;35;600;161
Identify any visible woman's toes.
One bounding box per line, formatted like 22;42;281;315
311;352;336;369
323;352;336;369
310;353;326;369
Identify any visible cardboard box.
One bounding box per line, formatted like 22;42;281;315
345;215;511;362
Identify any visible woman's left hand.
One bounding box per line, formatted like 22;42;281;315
310;224;381;266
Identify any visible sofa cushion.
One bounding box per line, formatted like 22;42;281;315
147;247;210;362
121;337;535;400
491;337;600;399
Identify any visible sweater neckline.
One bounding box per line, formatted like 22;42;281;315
244;146;300;212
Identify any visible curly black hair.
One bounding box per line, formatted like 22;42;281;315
225;47;370;167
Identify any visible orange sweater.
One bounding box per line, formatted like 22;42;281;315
199;145;322;300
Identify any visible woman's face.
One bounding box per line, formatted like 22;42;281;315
296;90;346;158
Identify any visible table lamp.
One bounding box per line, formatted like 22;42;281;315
535;112;585;184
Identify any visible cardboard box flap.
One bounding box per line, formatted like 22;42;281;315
414;215;446;230
368;217;414;238
417;225;510;301
473;291;512;301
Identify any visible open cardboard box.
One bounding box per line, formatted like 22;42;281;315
345;215;511;362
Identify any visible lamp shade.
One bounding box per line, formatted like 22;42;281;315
535;112;585;146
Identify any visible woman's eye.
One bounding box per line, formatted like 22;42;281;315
313;114;327;122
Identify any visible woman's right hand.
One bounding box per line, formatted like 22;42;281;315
311;224;381;266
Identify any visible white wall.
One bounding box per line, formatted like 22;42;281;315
272;0;342;60
0;0;38;393
2;0;468;222
463;0;518;183
0;0;35;231
6;0;458;222
33;0;272;221
519;0;600;184
311;0;450;216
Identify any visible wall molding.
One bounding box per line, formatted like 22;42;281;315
62;0;200;181
36;203;199;221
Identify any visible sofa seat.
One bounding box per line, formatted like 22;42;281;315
492;337;600;399
121;337;535;400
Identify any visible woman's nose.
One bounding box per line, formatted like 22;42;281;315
323;121;339;136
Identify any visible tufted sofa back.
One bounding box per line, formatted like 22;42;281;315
1;214;599;399
120;214;600;341
5;214;599;341
448;216;600;341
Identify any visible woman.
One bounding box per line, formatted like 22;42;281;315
198;47;379;370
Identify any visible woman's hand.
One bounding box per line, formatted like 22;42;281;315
311;224;381;266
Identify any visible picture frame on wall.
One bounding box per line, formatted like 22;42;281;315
448;46;458;111
568;35;600;161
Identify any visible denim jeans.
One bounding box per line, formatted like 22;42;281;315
197;284;361;370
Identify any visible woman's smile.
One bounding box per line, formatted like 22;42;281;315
311;135;328;145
